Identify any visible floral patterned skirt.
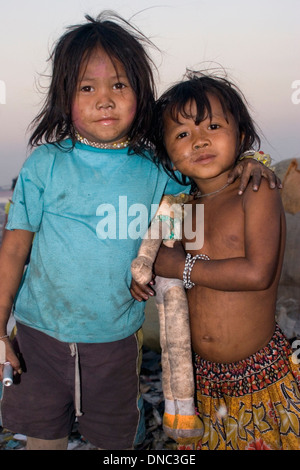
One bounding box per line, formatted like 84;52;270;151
192;324;300;450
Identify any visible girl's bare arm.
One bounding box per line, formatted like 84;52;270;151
0;229;34;376
154;183;283;292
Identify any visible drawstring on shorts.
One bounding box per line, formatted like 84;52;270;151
69;343;83;417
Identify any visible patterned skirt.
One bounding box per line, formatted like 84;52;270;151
189;325;300;450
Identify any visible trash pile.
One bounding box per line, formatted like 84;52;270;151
0;347;175;451
136;348;176;450
276;297;300;340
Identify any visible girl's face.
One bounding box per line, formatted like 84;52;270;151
163;94;240;182
72;47;137;145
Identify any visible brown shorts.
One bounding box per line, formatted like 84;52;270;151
1;322;143;450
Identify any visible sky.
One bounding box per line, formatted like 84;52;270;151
0;0;299;187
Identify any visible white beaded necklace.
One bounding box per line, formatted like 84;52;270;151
76;132;130;150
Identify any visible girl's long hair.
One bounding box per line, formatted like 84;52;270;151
29;11;157;157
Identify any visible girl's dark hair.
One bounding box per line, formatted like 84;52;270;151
152;71;261;185
29;11;157;156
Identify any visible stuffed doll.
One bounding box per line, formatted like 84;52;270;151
131;193;203;448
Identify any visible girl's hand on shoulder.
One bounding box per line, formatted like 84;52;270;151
130;278;155;302
154;242;186;280
228;159;282;195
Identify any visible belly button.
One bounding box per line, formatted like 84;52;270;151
202;335;213;342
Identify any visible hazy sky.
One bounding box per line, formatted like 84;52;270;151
0;0;299;186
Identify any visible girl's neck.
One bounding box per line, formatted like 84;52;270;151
193;172;231;199
75;132;130;150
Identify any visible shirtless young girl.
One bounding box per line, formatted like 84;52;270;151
153;73;300;450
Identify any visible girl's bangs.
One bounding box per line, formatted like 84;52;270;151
166;85;225;125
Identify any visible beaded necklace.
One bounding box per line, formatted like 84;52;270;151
76;132;130;150
194;182;230;199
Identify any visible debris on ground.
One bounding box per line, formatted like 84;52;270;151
136;348;176;450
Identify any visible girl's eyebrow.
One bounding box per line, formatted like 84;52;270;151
80;74;128;82
209;112;227;119
79;77;97;81
167;117;186;128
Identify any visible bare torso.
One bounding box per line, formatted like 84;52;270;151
182;180;285;363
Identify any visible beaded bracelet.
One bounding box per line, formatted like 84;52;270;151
183;253;210;289
0;334;9;340
238;150;273;169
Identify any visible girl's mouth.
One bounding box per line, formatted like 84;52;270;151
96;117;117;126
193;154;216;164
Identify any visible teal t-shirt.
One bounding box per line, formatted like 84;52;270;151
7;141;188;343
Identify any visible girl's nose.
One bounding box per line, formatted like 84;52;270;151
193;129;210;150
95;91;114;110
96;99;114;110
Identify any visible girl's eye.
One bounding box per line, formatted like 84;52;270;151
80;85;94;93
177;131;189;139
209;124;220;130
113;82;126;90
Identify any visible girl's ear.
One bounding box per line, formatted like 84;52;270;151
240;131;246;147
237;132;245;156
239;132;245;145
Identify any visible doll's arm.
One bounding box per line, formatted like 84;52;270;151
131;195;181;284
131;210;171;284
131;233;162;284
131;194;191;284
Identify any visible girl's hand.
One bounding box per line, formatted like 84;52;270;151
154;242;186;279
0;338;22;382
228;159;282;195
130;278;155;302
